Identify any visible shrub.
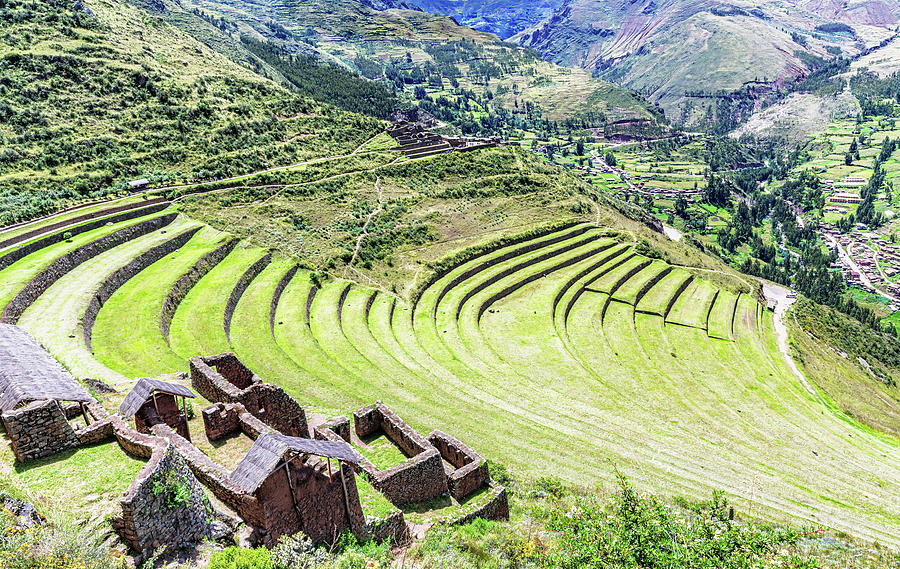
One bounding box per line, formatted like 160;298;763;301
208;546;273;569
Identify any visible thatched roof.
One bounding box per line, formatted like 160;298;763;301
231;434;360;493
119;377;195;418
0;324;93;412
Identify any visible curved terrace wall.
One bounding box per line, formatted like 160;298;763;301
1;213;178;324
0;202;171;271
82;227;201;351
0;198;168;250
161;238;239;343
223;252;272;342
269;265;299;337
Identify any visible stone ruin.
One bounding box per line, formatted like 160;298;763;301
1;342;508;556
189;353;308;437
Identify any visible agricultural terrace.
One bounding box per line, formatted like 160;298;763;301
0;196;899;547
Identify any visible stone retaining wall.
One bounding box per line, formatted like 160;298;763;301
1;400;79;461
223;252;271;341
1;213;178;324
83;227;201;351
202;402;274;441
0;203;171;271
444;482;509;525
161;238;239;342
269;265;298;336
427;430;488;501
190;354;308;437
0;198;168;250
353;402;447;506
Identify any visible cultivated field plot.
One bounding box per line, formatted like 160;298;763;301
1;210;899;546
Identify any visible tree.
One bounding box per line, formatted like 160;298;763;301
575;139;585;156
604;151;616;167
675;195;688;218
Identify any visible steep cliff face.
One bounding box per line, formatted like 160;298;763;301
513;0;899;123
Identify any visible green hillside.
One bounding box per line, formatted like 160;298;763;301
0;0;383;226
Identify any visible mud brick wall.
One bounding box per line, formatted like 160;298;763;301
202;403;240;441
112;443;214;555
1;213;177;324
427;430;489;501
202;403;274;441
1;400;80;462
190;354;308;437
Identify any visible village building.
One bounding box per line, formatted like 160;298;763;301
828;192;864;204
119;377;196;440
0;324;94;461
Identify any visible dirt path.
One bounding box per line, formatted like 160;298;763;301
761;283;819;399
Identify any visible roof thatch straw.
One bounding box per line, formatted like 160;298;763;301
119;377;196;418
0;324;93;412
231;434;360;493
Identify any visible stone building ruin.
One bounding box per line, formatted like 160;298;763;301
119;377;196;440
0;324;95;461
351;402;449;506
189;353;308;437
229;434;365;546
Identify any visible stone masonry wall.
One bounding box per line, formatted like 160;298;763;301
445;482;509;526
161;238;238;342
190;354;308;437
1;213;178;324
1;400;80;462
83;227;201;351
202;402;274;441
427;430;489;501
112;442;214;555
352;402;447;506
223;252;271;342
0;203;171;272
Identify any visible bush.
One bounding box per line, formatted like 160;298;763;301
208;546;273;569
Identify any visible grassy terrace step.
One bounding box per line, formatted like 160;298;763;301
706;290;739;340
584;255;648;294
612;261;670;305
169;245;265;359
229;257;335;405
16;216;201;384
665;278;718;329
91;227;230;379
634;268;692;316
0;210;173;312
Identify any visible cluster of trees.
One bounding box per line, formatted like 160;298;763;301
241;37;396;119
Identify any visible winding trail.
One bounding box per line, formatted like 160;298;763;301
762;282;818;399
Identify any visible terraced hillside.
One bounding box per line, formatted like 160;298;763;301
1;204;899;546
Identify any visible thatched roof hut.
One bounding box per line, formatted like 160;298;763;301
0;324;93;412
231;434;359;493
119;378;195;418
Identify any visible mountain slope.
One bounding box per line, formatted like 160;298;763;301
0;0;383;225
168;0;660;124
514;0;899;125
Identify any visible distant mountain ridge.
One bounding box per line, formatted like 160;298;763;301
403;0;563;38
511;0;900;125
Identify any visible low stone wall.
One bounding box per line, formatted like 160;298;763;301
362;510;410;546
444;482;509;525
0;202;171;271
112;442;215;555
83;227;201;351
190;354;308;437
353;402;447;506
427;430;488;501
161;238;238;342
223;252;271;342
1;213;178;324
1;400;80;462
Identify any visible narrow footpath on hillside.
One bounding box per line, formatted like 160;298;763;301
762;283;820;399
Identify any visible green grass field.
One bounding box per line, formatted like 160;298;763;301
1;207;899;548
